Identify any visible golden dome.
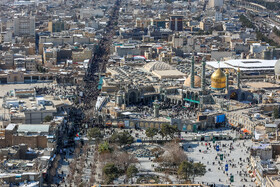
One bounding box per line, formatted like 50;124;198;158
211;68;226;89
184;75;201;88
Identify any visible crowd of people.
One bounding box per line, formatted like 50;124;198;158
190;139;255;186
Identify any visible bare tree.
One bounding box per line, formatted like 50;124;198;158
113;151;139;172
160;141;187;171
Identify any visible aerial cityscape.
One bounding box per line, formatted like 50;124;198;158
1;0;280;186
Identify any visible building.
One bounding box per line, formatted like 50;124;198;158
209;0;224;8
72;48;92;63
207;59;277;78
0;124;50;149
170;15;183;31
25;58;37;71
0;31;12;43
48;20;65;33
13;15;35;36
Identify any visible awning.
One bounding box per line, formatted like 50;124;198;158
122;112;132;115
241;128;251;134
215;114;225;123
229;123;235;126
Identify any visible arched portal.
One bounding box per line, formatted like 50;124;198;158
129;92;137;105
241;93;246;101
230;92;238;100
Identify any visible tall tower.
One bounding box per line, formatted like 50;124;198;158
225;70;229;93
237;68;241;89
201;57;206;92
191;55;195;88
153;99;159;118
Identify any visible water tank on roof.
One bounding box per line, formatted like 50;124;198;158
254;113;260;119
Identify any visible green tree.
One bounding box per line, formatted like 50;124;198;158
159;124;178;140
178;161;206;182
126;165;138;182
192;162;206;181
274;107;279;119
239;14;254;28
87;127;103;140
103;163;119;184
43;115;53;122
177;161;194;181
98;141;113;154
109;131;134;146
145;127;158;141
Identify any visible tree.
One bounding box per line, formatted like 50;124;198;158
145;127;158;141
274;107;279;119
126;165;138;183
163;141;187;167
159;124;178;140
177;161;206;183
113;151;138;172
98;141;113;154
192;162;206;181
103;163;119;184
87;127;103;140
43;115;53;122
109;131;134;146
177;161;194;182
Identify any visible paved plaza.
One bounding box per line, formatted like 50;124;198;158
185;139;256;187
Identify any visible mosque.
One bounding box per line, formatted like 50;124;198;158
181;57;258;108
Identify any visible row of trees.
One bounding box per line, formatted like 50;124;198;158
245;0;280;11
103;163;138;184
256;31;279;47
239;14;254;29
88;124;178;144
239;14;280;47
273;26;280;37
146;124;179;141
88;128;134;146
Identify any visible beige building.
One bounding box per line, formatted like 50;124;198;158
7;71;24;84
158;51;174;63
72;48;92;63
43;48;57;67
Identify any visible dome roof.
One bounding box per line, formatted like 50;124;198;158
275;59;280;75
184;75;201;88
144;61;174;72
211;68;226;89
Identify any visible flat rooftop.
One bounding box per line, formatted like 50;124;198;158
207;59;277;71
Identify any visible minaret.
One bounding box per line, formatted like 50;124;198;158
201;57;206;92
153;99;159;118
237;68;241;89
225;70;229;93
191;55;195;88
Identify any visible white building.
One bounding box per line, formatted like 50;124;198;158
0;31;12;43
215;11;223;22
80;8;104;19
13;15;35;36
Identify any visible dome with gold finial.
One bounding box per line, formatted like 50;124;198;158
211;68;226;90
184;75;201;88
